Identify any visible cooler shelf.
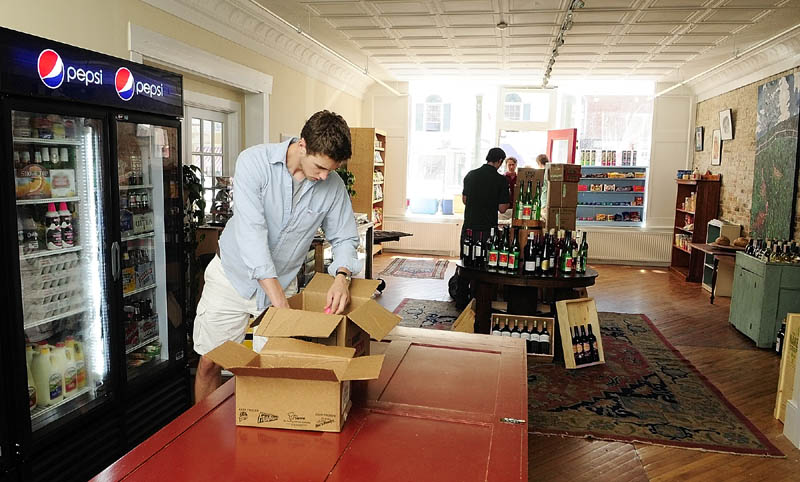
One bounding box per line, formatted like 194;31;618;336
17;196;80;205
13;137;83;146
20;245;82;260
24;307;88;330
122;232;155;242
30;386;92;421
123;283;157;298
126;335;160;355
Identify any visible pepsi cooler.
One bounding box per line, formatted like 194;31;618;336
0;26;188;482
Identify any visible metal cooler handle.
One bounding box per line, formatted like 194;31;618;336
111;241;120;281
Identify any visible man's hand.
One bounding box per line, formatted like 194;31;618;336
324;275;351;314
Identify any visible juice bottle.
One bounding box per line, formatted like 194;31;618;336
26;346;37;409
45;202;62;250
59;342;77;398
67;337;87;389
58;202;74;248
32;345;63;406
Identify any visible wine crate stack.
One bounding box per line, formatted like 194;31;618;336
545;164;581;232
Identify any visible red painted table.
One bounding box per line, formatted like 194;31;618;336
92;327;528;481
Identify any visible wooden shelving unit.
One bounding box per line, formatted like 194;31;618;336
347;128;386;229
670;178;721;280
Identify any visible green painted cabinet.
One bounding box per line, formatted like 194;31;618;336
730;252;800;348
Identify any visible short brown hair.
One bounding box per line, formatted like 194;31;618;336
300;110;352;163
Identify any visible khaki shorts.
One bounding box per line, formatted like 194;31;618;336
192;256;296;355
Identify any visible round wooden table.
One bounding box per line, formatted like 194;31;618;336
455;262;599;335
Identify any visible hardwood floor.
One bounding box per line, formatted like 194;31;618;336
370;254;800;481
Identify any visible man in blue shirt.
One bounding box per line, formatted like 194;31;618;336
193;111;361;402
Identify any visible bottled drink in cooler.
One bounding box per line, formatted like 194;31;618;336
45;202;62;250
32;345;63;406
58;202;74;248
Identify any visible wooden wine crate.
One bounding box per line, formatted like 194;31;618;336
775;313;800;422
452;299;476;334
555;298;605;369
490;313;555;363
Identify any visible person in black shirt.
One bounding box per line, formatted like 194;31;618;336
462;147;511;240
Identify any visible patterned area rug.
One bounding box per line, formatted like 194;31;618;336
379;257;449;280
393;298;460;330
528;312;783;457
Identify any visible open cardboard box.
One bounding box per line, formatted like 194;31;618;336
253;274;402;357
206;338;384;432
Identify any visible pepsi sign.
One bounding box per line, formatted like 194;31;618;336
115;67;134;101
37;49;64;89
0;26;182;117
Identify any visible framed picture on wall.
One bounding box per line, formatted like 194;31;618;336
711;129;722;166
719;109;734;140
695;126;704;151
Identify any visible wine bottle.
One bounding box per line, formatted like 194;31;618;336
510;320;521;338
522;181;533;220
530;320;541;354
587;324;598;362
509;228;520;274
580;325;591;363
579;232;589;273
540;321;551;355
474;232;483;269
487;228;499;271
498;228;509;273
521;321;531;346
534;180;542;221
461;229;471;266
500;320;511;337
524;232;536;275
561;230;573;273
534;235;543;275
572;326;584;364
491;318;502;336
776;318;786;355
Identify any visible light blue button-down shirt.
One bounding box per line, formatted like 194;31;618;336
218;138;361;310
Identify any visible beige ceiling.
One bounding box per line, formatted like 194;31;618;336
255;0;800;83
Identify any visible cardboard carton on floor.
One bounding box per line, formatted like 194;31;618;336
254;274;401;357
206;338;384;432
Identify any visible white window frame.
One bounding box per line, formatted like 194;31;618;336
424;95;443;132
496;88;556;147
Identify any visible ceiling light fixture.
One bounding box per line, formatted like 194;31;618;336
542;2;583;87
496;21;508;30
244;0;401;96
572;0;585;9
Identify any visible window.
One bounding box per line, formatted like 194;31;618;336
502;91;550;122
504;93;522;121
416;94;451;132
408;82;498;215
188;108;226;219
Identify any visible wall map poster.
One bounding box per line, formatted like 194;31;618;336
750;73;800;239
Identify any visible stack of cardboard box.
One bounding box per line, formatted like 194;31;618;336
545;164;581;231
207;274;401;433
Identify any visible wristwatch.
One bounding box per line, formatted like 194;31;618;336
335;270;352;283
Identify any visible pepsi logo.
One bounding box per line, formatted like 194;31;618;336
115;67;134;101
38;49;64;89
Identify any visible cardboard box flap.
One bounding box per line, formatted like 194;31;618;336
347;278;381;302
304;273;380;303
341;354;385;381
204;340;259;370
230;365;340;382
254;307;344;338
262;337;355;359
347;300;402;341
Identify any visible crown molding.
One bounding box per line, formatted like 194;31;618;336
141;0;372;99
689;29;800;102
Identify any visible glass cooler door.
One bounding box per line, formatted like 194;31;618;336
12;109;112;432
116;120;180;381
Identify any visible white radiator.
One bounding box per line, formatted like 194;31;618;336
382;218;462;256
583;228;672;265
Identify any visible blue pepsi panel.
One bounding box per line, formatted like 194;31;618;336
0;27;182;117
